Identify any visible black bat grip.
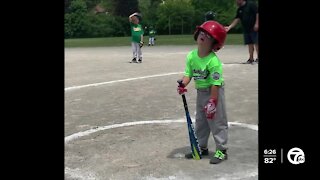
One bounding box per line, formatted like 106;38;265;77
177;80;189;112
177;79;183;87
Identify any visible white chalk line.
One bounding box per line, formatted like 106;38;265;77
65;72;184;92
64;64;242;92
152;167;257;180
65;119;257;144
215;168;258;180
65;67;257;179
64;167;96;180
65;119;258;180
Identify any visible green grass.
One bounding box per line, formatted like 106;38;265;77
64;34;243;48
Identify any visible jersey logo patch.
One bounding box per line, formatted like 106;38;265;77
133;27;141;31
212;72;220;80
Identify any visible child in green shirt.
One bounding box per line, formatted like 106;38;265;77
148;26;156;46
129;12;144;63
177;21;229;164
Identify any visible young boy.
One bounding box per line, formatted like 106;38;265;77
148;26;156;46
177;20;228;164
129;12;144;63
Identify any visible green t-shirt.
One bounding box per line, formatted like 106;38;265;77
184;49;224;89
149;29;156;37
130;23;144;43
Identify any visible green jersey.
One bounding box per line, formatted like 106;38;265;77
149;29;156;37
184;49;224;89
130;23;144;43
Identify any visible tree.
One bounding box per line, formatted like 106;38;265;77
64;0;247;38
114;0;139;17
65;0;89;38
157;0;194;34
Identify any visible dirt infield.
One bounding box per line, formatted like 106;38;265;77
65;45;258;180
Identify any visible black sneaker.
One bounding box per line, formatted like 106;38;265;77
130;58;137;63
138;59;142;63
255;58;259;63
243;59;254;64
185;148;209;159
210;150;228;164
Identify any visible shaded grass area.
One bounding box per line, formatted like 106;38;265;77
65;34;243;48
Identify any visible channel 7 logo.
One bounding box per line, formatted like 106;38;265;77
287;147;305;165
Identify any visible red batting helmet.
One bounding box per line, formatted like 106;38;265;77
194;20;227;52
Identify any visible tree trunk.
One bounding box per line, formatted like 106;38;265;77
181;18;184;34
168;16;171;35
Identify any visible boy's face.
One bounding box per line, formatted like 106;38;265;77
197;30;214;48
132;16;139;24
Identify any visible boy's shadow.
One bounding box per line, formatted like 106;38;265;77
167;146;213;159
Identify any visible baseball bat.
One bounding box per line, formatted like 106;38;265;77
177;80;202;160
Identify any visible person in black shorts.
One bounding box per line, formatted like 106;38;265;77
225;0;259;64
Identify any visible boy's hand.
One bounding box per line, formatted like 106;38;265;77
139;41;144;48
177;80;187;95
204;98;217;120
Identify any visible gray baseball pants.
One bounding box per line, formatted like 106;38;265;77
195;85;228;151
131;42;142;60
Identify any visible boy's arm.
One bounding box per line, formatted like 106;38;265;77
210;85;219;100
205;62;223;119
141;26;145;45
179;55;192;87
177;76;191;95
180;76;191;87
129;12;138;22
139;34;144;47
209;64;222;100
